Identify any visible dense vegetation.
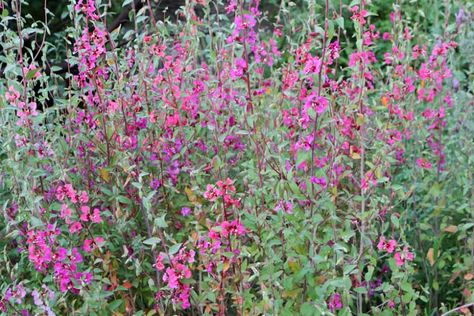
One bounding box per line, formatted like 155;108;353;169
0;0;473;315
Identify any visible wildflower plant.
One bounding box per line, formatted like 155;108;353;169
0;0;472;315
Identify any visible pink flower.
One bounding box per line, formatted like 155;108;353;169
5;86;20;103
377;236;386;250
383;32;392;41
350;6;368;26
179;290;191;309
235;14;256;31
74;0;99;20
303;56;321;74
69;221;83;234
15;101;38;126
83;239;93;252
221;220;246;237
304;94;329;120
181;207;191;216
230;58;248;79
64;184;77;203
154;254;165;271
310;176;327;188
208;230;220;240
295;134;314;151
84;272;93;284
377;236;397;253
416;158;432;169
80;205;90;222
216;178;236;193
395;247;414;266
71;247;83;263
79;191;89;203
14;134;27;148
185;249;195;264
204;184;219;201
225;0;237;14
60;204;72;222
328;293;343;312
386;239;397;253
56;186;65;201
163;267;179;289
91;208;102;223
24;64;41;79
84;237;104;252
274;200;293;214
390;11;401;23
57;247;68;261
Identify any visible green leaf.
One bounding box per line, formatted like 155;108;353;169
108;299;123;311
143;237;161;246
26;68;41;80
335;17;345;29
155;214;168;228
300;302;315;315
343;264;357;275
50;66;63;72
117;195;132;204
354;286;368;294
30;216;44;228
365;265;374;281
168;243;182;255
391;214;400;228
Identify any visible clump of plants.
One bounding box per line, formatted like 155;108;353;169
0;0;472;315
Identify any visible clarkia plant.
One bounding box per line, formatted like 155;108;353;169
0;0;473;315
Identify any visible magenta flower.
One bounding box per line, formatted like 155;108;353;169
274;200;293;214
377;236;397;254
304;94;329;116
310;176;327;188
5;86;20;103
394;247;414;266
74;0;99;20
83;239;93;252
204;184;219;201
221;220;246;237
79;191;89;203
80;205;90;222
69;221;83;234
230;58;248;79
350;6;368;26
181;207;191;216
60;204;72;222
225;0;237;14
91;208;102;223
63;184;76;201
416;158;432;169
328;293;343;312
154;254;165;271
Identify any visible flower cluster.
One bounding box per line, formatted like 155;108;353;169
56;183;102;234
5;85;38;127
27;225;92;293
378;236;414;267
155;248;195;309
204;178;241;211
